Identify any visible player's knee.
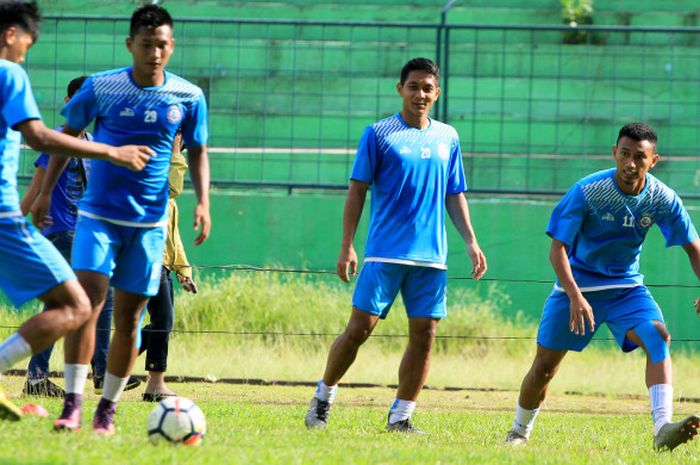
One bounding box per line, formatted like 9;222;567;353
409;325;436;353
65;292;92;330
634;320;670;364
531;357;558;382
344;324;372;345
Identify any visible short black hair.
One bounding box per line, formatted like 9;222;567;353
617;122;658;146
0;0;41;42
129;4;173;38
66;75;88;98
400;57;440;86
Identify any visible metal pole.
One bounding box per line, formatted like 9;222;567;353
439;0;458;123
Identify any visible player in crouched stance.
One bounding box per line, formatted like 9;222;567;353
304;57;486;433
505;123;700;451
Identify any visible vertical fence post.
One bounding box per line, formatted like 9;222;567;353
439;0;457;124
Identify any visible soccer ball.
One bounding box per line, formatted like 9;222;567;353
147;396;206;446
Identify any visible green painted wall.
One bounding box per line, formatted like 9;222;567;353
177;189;700;342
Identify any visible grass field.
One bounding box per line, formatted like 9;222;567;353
1;376;699;465
2;273;700;463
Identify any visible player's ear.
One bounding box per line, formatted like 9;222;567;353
125;36;133;52
435;85;441;100
1;26;17;46
396;82;402;95
611;144;617;158
650;152;660;168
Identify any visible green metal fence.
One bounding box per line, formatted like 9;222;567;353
23;17;700;196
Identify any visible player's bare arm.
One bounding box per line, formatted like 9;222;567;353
186;145;211;246
681;239;700;315
337;180;368;283
550;238;595;335
445;192;487;280
18;119;153;170
19;165;45;216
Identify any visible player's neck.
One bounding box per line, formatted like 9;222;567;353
615;175;646;196
400;111;430;130
130;68;165;88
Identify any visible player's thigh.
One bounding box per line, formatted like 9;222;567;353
0;215;75;307
71;215;119;278
536;289;597;352
112;225;166;297
352;262;405;319
401;266;447;319
604;286;665;353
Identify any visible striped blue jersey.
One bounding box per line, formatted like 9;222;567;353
0;59;41;213
62;67;208;225
547;168;698;290
351;113;467;268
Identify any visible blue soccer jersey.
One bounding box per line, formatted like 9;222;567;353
351;113;467;268
34;127;91;235
547;168;698;290
0;59;41;213
61;67;208;225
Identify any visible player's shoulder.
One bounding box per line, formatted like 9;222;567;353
0;59;29;83
87;67;131;90
576;168;615;189
428;118;459;139
371;113;401;132
646;172;678;201
163;71;204;99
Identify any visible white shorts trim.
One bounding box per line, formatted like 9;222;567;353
553;282;642;293
364;257;448;270
78;210;168;228
0;210;21;219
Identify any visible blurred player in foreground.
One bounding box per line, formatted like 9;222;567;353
0;0;150;420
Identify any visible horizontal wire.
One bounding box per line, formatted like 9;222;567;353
1;325;699;343
183;263;700;289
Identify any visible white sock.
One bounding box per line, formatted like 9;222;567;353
650;384;673;436
64;364;89;394
389;398;416;424
0;333;32;373
314;380;338;404
512;403;539;439
102;372;129;403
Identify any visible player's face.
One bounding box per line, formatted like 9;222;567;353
1;26;34;64
612;136;659;193
126;25;175;79
397;70;440;124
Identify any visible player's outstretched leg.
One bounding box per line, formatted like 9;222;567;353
654;415;700;451
305;309;377;430
505;347;567;445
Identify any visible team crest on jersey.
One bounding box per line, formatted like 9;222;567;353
438;143;449;160
167;105;183;124
638;213;654;228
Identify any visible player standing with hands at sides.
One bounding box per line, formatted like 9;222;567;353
304;57;487;433
32;4;210;435
505;123;700;451
0;0;151;421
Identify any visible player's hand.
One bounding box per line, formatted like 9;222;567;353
694;297;700;316
30;192;53;230
108;145;154;171
193;203;211;246
467;241;487;280
569;294;595;335
177;274;198;294
337;245;358;283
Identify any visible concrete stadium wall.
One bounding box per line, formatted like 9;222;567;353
176;189;700;342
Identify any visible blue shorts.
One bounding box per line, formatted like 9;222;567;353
72;215;166;297
537;285;664;353
0;214;75;307
352;262;447;319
